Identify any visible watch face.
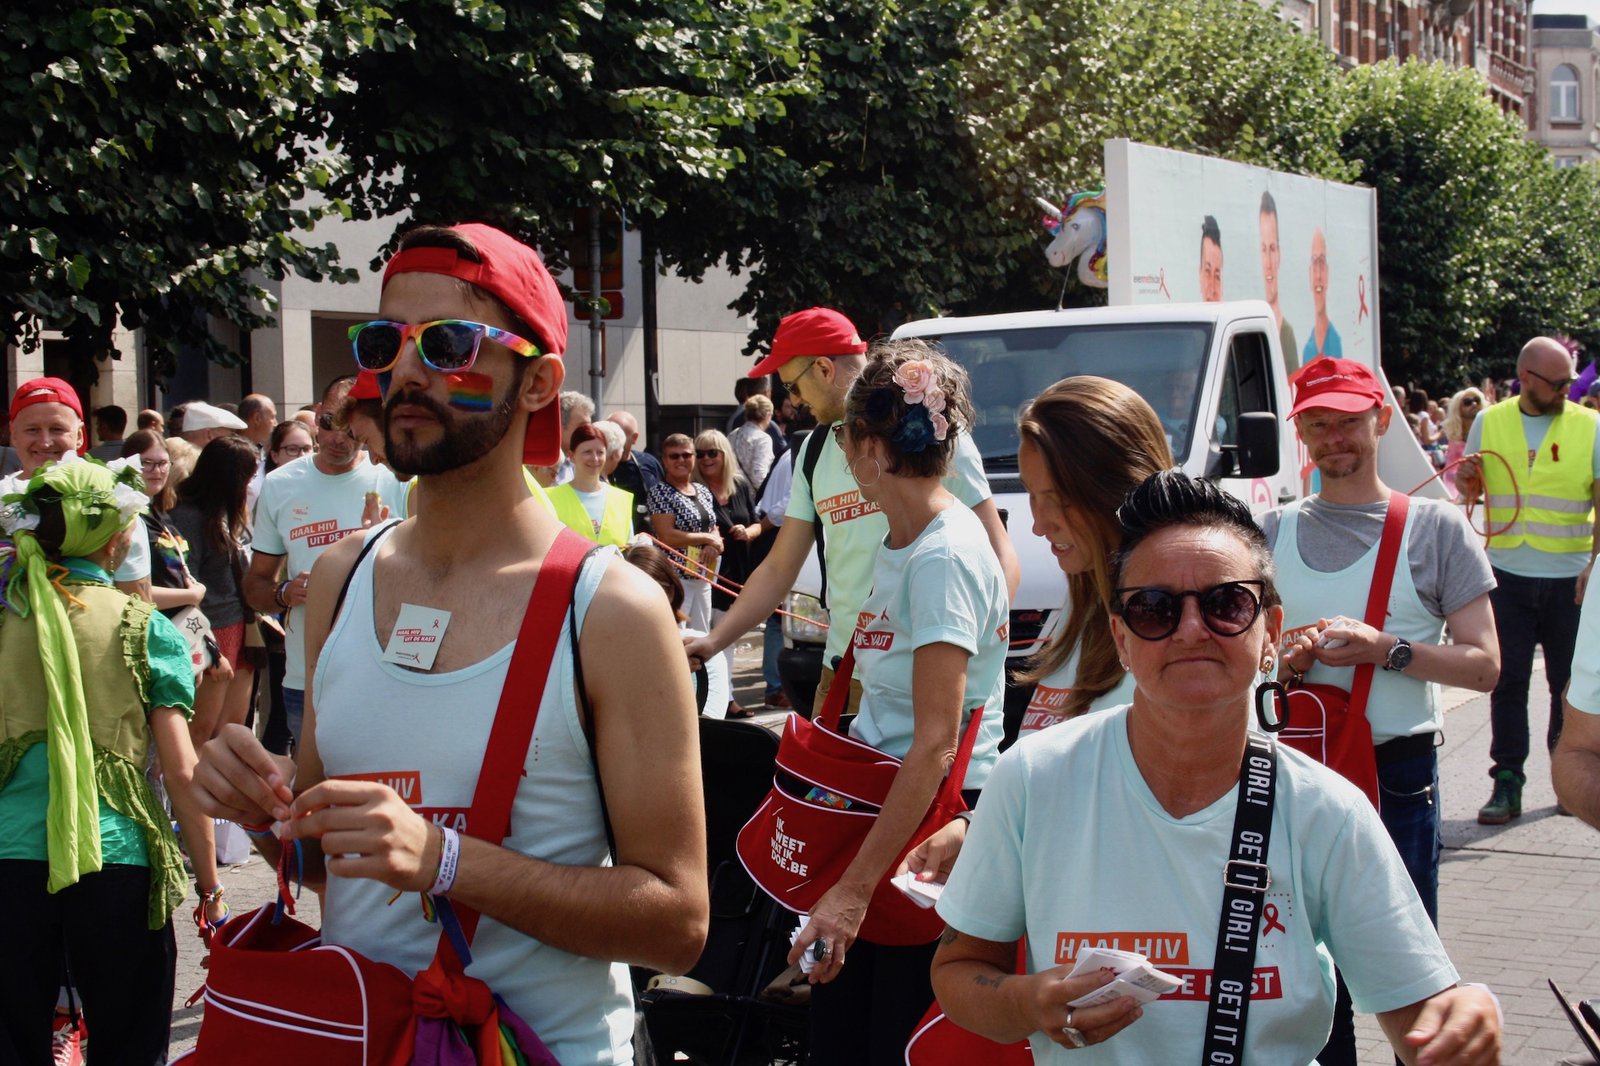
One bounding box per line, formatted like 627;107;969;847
1389;640;1413;670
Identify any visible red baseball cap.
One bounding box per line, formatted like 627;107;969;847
381;223;568;465
349;371;382;401
1287;357;1388;419
748;307;868;378
10;377;84;422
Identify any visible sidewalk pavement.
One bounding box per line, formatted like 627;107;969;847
172;645;1600;1063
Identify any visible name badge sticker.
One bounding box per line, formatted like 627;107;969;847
382;603;452;670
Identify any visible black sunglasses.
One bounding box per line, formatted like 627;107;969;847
1113;581;1265;642
1525;367;1575;392
696;449;720;459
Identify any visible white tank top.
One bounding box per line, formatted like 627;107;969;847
1274;500;1443;744
313;530;634;1064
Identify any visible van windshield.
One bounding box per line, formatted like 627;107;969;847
925;322;1213;468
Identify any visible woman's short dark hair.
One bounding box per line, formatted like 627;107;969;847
842;338;974;480
1110;470;1280;609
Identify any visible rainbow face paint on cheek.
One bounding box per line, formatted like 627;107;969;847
444;372;495;412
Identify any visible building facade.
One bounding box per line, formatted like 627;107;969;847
1528;14;1600;166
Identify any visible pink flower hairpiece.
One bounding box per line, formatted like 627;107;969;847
891;360;949;443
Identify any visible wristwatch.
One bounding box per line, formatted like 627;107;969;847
1383;636;1413;672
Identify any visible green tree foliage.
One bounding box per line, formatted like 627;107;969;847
321;0;805;265
0;2;359;379
959;0;1352;292
1471;159;1600;379
648;0;1025;347
1335;60;1546;390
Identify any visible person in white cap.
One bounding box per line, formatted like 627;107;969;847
179;401;247;449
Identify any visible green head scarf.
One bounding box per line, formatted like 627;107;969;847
0;456;149;893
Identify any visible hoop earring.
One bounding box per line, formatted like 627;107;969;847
850;455;882;489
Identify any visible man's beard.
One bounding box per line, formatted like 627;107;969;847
383;386;519;478
1524;390;1565;416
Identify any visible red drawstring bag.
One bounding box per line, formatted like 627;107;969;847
736;646;984;946
175;531;593;1065
1280;491;1409;811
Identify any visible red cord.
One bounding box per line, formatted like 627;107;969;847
1412;449;1521;540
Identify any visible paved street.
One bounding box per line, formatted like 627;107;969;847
172;646;1600;1062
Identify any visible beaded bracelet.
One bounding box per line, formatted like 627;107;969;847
273;580;292;610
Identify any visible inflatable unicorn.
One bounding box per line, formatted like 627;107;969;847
1038;189;1108;289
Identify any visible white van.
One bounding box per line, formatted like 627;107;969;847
778;301;1325;734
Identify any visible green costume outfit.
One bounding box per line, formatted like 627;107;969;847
0;459;195;928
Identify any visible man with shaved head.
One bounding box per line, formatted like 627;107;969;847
1460;335;1600;823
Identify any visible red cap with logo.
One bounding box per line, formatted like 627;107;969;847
381;223;568;466
10;377;84;422
748;307;868;379
1287;357;1388;419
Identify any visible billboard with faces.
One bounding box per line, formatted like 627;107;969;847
1105;138;1381;384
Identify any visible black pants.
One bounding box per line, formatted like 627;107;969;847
0;860;176;1066
1487;568;1581;782
809;937;937;1066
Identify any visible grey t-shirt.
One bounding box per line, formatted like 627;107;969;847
1259;495;1495;618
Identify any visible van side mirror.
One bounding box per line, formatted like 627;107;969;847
1204;412;1281;480
1235;413;1280;478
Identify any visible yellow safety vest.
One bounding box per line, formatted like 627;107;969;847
1480;397;1597;555
548;482;635;547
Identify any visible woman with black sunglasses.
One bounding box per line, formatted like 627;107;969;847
932;470;1500;1065
647;433;722;633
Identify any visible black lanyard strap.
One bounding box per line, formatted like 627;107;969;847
1201;731;1278;1065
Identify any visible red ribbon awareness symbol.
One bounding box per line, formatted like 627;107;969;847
1158;268;1171;300
1357;276;1369;322
1262;902;1287;937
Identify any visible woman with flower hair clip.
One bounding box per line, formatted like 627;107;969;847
786;339;1009;1064
0;458;220;1061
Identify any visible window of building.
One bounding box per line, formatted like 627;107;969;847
1553;156;1583;169
1551;64;1580;123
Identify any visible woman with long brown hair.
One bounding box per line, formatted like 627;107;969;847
168;435;259;744
1014;377;1174;731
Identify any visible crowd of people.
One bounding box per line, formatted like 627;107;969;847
4;219;1598;1066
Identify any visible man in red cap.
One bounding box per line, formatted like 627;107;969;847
193;223;707;1061
3;378;156;602
685;307;1019;714
1264;356;1499;1065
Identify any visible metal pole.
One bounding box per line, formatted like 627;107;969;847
588;207;604;410
641;225;660;452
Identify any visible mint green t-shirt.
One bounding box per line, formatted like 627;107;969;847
787;428;992;666
847;504;1008;789
0;560;195;865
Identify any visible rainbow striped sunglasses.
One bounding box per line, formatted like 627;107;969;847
347;319;542;374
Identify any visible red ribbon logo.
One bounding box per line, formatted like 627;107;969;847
1261;903;1286;937
1357;276;1369;321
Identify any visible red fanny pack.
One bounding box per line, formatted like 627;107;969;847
735;646;983;946
1280;490;1409;810
177;530;594;1066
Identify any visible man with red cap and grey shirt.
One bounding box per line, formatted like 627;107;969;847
685;307;1019;713
1264;356;1499;1065
2;378;156;601
192;223;707;1062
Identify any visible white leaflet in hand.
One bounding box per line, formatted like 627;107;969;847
890;871;944;909
790;915;817;974
1066;947;1183;1007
